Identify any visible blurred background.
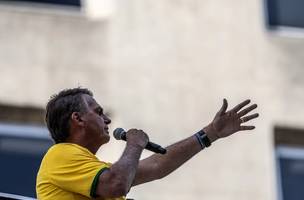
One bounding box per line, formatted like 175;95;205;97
0;0;304;200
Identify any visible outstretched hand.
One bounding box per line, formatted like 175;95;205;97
204;99;259;142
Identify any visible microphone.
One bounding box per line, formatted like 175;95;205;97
113;128;167;154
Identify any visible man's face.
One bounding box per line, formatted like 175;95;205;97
81;94;111;146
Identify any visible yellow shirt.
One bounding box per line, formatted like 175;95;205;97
36;143;125;200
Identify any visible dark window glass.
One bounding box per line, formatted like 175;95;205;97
266;0;304;28
0;0;81;7
276;147;304;200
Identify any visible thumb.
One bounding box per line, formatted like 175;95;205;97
217;98;228;116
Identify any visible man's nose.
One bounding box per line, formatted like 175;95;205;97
104;115;111;124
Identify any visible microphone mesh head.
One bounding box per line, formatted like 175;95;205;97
113;128;124;140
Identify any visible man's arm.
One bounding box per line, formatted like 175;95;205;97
95;129;148;198
132;134;202;186
132;99;259;186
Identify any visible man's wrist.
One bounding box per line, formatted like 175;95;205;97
203;124;219;143
127;140;146;150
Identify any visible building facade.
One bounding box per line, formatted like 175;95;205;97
0;0;304;199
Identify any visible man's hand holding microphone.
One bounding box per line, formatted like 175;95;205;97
125;129;149;150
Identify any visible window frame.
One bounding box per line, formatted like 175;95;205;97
274;126;304;200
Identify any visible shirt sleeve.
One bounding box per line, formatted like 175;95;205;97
46;146;110;198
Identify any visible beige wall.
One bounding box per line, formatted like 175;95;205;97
1;0;304;199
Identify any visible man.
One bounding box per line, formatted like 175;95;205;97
36;87;259;200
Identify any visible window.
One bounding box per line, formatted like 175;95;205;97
0;104;52;198
276;147;304;200
0;0;81;7
0;124;52;197
0;0;114;19
265;0;304;37
274;126;304;200
0;123;52;198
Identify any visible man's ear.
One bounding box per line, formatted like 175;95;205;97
71;112;84;126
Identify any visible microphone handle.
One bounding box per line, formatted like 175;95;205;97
121;132;166;154
146;142;167;154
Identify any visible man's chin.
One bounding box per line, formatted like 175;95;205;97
105;136;110;143
100;135;110;145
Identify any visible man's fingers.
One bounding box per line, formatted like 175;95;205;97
231;99;251;113
239;126;255;131
217;98;228;115
237;104;258;117
240;113;259;123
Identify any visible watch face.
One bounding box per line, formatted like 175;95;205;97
200;131;211;147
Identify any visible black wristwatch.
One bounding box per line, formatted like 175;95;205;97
195;130;211;148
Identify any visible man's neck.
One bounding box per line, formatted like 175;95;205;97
65;137;99;155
